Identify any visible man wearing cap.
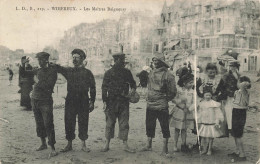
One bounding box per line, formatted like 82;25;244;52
141;53;177;156
101;53;136;153
54;49;96;152
30;52;58;157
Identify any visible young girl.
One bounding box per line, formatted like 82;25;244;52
169;72;194;152
197;86;224;155
228;76;251;162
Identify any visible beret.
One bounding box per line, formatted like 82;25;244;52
71;49;86;59
35;52;50;59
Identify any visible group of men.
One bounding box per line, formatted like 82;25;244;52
28;48;177;158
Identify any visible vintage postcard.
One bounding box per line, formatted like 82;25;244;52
0;0;259;163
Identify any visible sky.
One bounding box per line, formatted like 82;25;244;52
0;0;175;53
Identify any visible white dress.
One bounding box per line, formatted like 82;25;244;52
197;100;224;138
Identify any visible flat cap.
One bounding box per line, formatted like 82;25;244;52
71;49;86;59
112;53;126;59
35;52;50;59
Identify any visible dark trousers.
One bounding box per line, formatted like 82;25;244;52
65;98;89;141
20;82;33;108
105;99;129;140
31;98;56;146
146;108;170;138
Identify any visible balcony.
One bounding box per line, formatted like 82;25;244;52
251;28;260;35
179;32;191;39
235;26;245;35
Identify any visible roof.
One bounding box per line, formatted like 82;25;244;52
164;40;180;48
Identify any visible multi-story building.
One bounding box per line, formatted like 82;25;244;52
118;10;155;70
58;20;119;75
155;0;260;72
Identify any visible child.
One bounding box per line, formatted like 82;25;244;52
169;73;194;152
197;86;224;155
228;76;251;162
7;67;13;86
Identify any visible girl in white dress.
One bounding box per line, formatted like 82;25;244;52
197;86;224;155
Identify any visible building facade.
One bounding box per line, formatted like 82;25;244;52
118;10;155;71
58;20;119;75
155;0;260;72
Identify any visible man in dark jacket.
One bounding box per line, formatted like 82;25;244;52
30;52;58;158
101;53;136;153
19;56;34;110
141;53;177;156
55;49;96;153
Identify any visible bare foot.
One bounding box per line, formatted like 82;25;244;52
173;146;178;152
124;146;136;153
81;146;90;152
160;152;173;158
60;145;72;152
140;146;152;152
200;150;207;155
48;150;58;158
101;147;110;152
207;150;212;155
36;144;47;151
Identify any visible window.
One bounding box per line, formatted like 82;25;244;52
135;17;138;23
195;39;199;49
235;36;241;48
134;42;137;50
155;44;159;52
217;18;221;32
195;22;198;34
158;30;163;36
206;6;211;13
249;37;258;49
109;49;112;54
200;39;205;48
244;59;247;63
259;38;260;49
223;35;229;47
228;35;235;47
242;37;247;48
206;39;210;48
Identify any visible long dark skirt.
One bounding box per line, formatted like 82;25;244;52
20;82;33;108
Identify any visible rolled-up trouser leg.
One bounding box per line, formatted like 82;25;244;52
78;102;89;141
39;99;56;146
105;110;117;139
146;109;157;138
157;110;170;138
65;100;77;141
32;99;47;138
118;102;129;140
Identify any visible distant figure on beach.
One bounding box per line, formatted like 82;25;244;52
6;67;13;86
18;56;34;110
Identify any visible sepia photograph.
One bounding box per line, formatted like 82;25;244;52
0;0;260;163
